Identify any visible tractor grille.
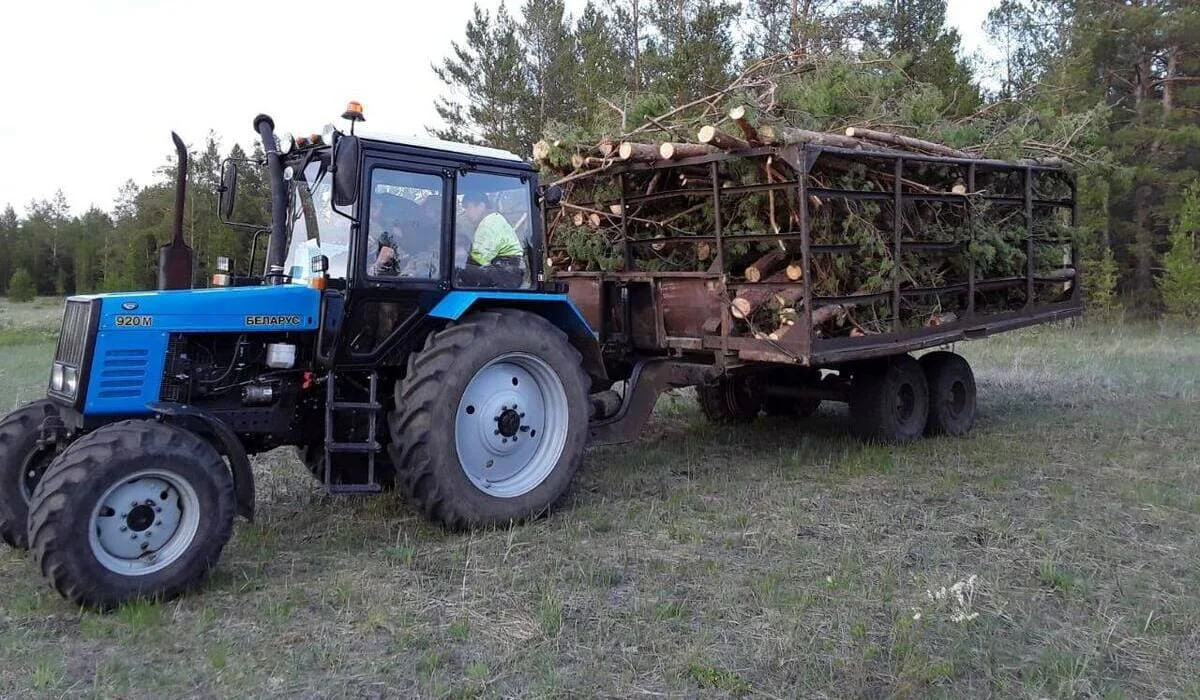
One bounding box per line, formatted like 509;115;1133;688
55;299;93;368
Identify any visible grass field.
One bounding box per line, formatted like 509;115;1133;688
0;297;1198;698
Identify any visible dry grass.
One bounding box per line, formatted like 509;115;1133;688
1;305;1198;698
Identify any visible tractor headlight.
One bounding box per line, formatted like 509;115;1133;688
63;366;79;395
279;132;294;155
51;363;65;391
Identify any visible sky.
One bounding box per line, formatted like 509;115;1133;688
0;0;1000;218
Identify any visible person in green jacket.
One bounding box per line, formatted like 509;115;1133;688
457;189;527;288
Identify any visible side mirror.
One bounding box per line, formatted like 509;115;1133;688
219;161;238;219
540;184;564;207
332;135;361;207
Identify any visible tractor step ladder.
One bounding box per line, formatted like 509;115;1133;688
323;369;384;494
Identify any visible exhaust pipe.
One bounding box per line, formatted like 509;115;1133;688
254;114;288;284
157;132;194;290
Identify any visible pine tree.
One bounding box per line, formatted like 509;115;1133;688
1159;182;1200;317
519;0;577;147
572;2;629;133
1056;0;1200;308
7;268;35;302
431;3;529;153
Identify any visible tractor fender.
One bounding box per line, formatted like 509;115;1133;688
146;402;255;522
428;291;607;385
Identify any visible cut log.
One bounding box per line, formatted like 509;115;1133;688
767;323;796;342
844;127;970;159
597;140;615;158
731;270;796;318
1038;267;1077;281
609;204;624;215
572;212;584;227
811;304;848;327
697;125;749;151
587;213;602;229
728;105;760;145
659;142;716;160
759;125;865;150
571;153;586;170
618;142;659;161
786;264;803;281
744;249;786;282
532;140;551;161
697;242;712;261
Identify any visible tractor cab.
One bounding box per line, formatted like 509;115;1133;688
217;109;559;370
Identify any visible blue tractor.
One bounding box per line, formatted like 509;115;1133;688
0;108;622;608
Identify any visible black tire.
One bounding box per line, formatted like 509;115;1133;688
0;400;62;549
388;309;590;530
848;355;929;444
762;367;822;418
697;375;763;423
919;351;977;436
297;446;397;490
27;420;235;609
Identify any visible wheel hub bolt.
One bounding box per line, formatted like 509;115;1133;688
140;542;149;550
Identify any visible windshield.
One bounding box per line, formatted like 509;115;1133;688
283;157;351;283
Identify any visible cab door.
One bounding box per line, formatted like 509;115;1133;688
332;155;457;368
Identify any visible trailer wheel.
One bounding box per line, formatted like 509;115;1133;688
697;375;763;423
0;400;62;549
919;351;976;436
389;309;589;530
26;420;235;609
849;355;929;443
762;367;821;418
298;446;396;490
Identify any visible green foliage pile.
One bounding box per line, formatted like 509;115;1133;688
431;0;1198;314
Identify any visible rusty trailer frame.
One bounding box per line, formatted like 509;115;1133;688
552;143;1083;370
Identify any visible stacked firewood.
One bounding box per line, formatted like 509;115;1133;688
534;58;1079;340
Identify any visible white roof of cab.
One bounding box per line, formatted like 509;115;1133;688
357;130;525;163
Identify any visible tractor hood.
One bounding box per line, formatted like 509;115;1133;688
74;284;322;333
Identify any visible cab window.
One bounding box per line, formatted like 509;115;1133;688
454;172;532;289
365;169;444;280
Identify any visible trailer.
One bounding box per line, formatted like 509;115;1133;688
553;142;1082;444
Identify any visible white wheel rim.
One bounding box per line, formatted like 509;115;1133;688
455;352;569;499
88;469;201;576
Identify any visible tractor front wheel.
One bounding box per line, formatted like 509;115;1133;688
27;420;235;609
0;400;62;549
389;309;590;530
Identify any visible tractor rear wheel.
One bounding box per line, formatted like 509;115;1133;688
697;374;763;423
848;355;929;444
389;309;590;530
919;351;977;436
0;400;62;549
27;419;235;609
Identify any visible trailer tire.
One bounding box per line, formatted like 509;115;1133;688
389;309;590;530
849;355;928;443
0;400;62;549
919;351;976;436
298;446;396;491
698;375;763;423
27;419;235;609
